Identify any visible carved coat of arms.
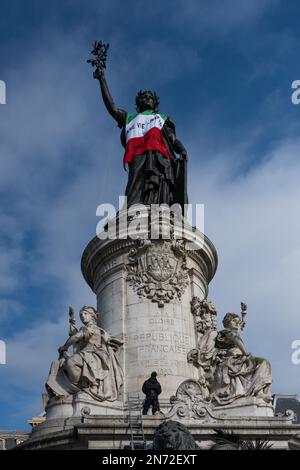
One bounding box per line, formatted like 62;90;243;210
126;240;189;307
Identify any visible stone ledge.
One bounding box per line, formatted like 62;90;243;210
18;413;300;450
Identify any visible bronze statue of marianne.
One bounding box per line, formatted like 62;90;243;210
87;41;188;210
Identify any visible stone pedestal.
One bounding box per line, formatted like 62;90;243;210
212;397;274;418
18;410;300;450
289;435;300;449
45;394;123;420
81;219;218;411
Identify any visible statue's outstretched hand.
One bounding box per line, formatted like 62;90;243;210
93;66;104;80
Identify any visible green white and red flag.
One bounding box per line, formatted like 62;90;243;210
123;110;173;164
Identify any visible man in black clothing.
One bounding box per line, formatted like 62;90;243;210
142;372;162;415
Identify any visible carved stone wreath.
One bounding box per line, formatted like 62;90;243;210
126;240;189;307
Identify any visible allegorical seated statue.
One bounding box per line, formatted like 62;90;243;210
211;310;272;406
153;421;199;450
46;306;124;402
187;300;272;407
87;41;188;210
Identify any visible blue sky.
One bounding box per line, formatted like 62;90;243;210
1;0;300;429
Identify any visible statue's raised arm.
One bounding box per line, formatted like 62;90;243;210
87;41;125;125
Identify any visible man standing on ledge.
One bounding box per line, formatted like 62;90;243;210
142;372;162;415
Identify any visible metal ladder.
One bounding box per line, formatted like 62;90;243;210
127;394;147;450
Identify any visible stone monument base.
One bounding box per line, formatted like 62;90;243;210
289;435;300;449
45;394;123;420
211;397;274;418
18;407;300;450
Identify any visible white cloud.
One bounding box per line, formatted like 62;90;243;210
4;316;68;388
0;299;24;323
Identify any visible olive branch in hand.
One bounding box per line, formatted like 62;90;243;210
87;41;109;73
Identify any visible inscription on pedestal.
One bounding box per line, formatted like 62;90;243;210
126;306;193;377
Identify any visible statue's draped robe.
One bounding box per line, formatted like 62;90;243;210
210;329;272;405
115;109;187;209
46;325;123;402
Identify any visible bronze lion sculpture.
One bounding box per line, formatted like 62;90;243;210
153;420;199;450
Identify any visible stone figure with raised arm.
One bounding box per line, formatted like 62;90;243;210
87;41;188;210
46;306;124;402
211;303;272;405
187;298;218;399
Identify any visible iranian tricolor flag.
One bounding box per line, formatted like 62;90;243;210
123;110;173;164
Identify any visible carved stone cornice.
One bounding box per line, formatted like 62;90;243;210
81;225;218;294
